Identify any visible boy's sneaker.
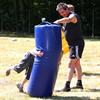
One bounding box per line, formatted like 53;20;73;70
62;86;71;92
62;81;71;92
76;84;83;89
76;80;83;89
16;83;23;92
6;69;11;76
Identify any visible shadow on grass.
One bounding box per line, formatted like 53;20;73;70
32;96;91;100
25;92;100;99
27;95;96;100
89;88;100;92
50;96;91;100
83;72;100;76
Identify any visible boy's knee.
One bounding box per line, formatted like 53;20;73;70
68;59;76;66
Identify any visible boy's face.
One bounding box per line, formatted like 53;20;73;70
58;8;69;17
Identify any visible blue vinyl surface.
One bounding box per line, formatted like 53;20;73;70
28;23;62;97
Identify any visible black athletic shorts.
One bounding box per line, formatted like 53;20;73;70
69;44;84;59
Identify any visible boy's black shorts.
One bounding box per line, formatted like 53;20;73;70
69;44;84;59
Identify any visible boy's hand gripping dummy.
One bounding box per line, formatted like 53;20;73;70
61;30;69;54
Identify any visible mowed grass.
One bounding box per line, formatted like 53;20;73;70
0;36;100;100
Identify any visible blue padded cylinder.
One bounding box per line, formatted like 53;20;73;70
27;22;62;97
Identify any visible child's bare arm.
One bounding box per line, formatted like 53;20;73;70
29;49;44;57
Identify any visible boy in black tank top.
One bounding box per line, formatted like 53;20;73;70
54;2;85;91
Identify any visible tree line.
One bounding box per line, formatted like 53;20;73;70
0;0;100;36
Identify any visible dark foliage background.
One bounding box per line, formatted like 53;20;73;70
0;0;100;36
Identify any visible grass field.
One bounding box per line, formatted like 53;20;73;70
0;36;100;100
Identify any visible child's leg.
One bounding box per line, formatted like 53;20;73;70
6;52;34;76
75;60;83;89
16;64;33;92
16;78;28;92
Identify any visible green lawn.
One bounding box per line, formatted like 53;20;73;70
0;36;100;100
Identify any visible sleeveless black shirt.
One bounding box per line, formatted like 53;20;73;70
64;12;84;46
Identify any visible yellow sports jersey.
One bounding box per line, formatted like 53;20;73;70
61;31;69;54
